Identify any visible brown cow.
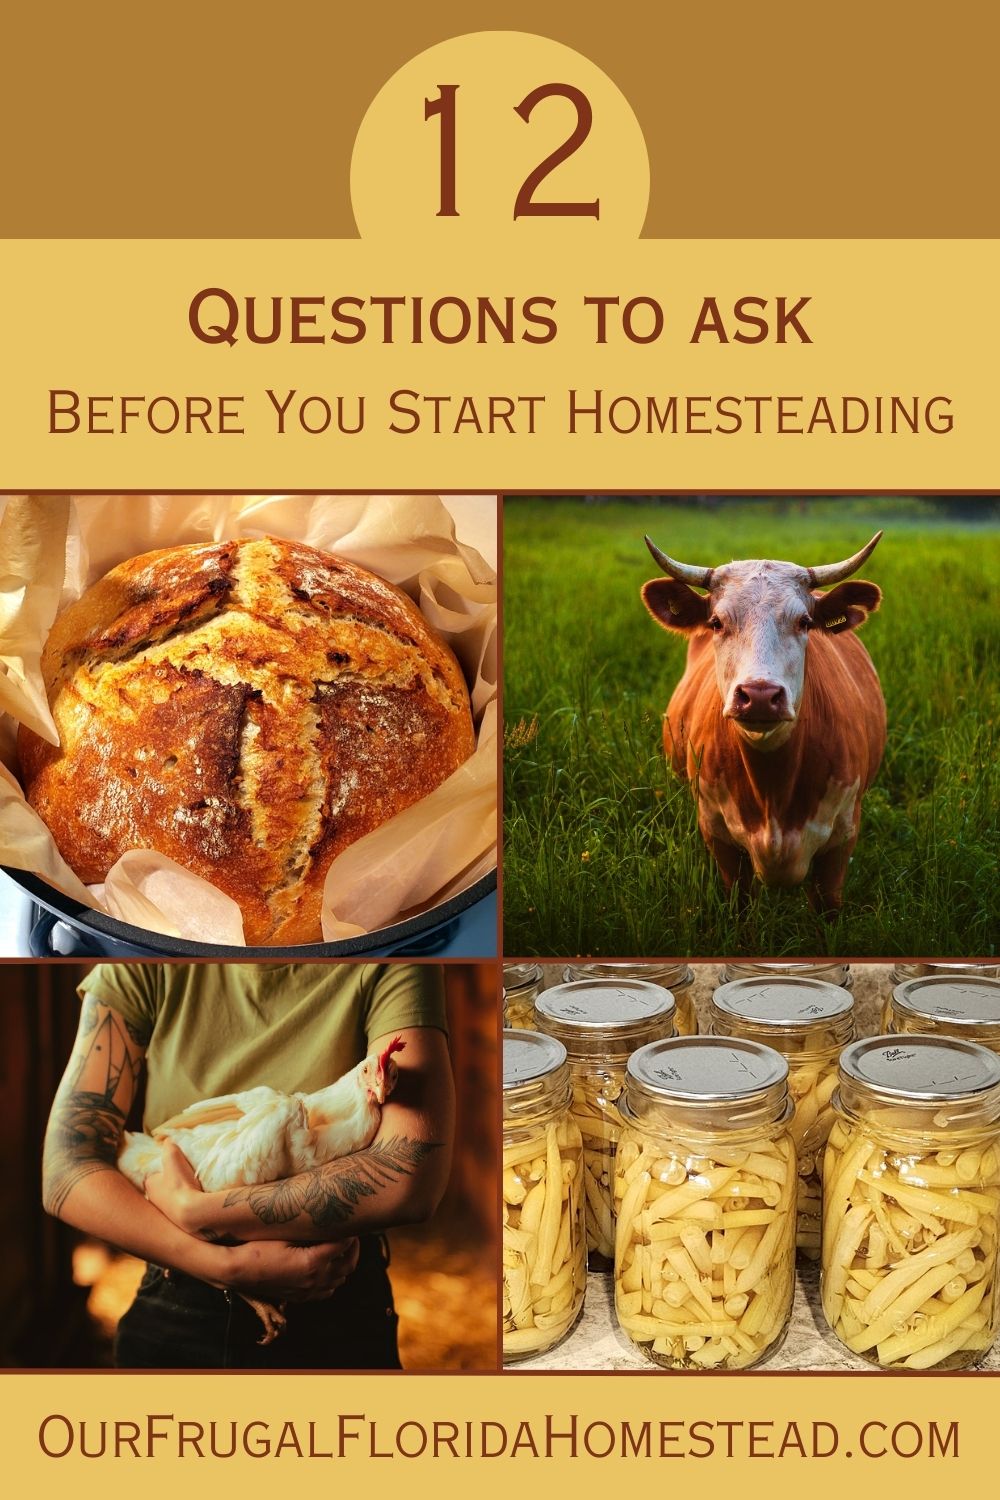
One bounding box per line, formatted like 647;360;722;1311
641;532;886;914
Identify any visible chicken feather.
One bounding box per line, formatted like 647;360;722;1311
119;1038;405;1191
116;1037;406;1343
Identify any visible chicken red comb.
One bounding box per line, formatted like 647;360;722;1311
378;1037;406;1071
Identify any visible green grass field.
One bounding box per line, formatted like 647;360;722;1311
503;497;1000;959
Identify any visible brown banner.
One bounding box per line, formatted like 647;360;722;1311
3;0;997;238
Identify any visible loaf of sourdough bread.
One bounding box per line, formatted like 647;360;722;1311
17;535;476;944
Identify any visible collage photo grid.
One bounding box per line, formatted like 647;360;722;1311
0;490;997;1379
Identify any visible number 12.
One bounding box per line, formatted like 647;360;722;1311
424;83;600;220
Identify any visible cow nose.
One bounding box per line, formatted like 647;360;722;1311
732;680;789;721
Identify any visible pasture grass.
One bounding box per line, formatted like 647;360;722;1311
503;497;1000;958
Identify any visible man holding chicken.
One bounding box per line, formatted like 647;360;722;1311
41;962;455;1369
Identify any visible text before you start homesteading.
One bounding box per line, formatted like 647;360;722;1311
46;389;954;438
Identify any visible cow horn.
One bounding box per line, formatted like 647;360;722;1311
644;536;713;588
805;531;883;587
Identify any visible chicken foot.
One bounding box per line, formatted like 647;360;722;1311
242;1295;287;1345
161;1266;288;1345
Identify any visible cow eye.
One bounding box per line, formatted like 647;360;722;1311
708;615;723;632
797;614;812;631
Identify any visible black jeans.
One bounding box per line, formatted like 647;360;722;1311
115;1235;401;1370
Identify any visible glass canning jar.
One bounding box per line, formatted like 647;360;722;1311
885;976;1000;1053
721;960;853;990
535;979;677;1269
613;1035;796;1370
821;1035;1000;1370
563;962;698;1035
881;972;1000;1032
502;963;543;1030
502;1030;587;1361
710;976;855;1259
890;962;1000;986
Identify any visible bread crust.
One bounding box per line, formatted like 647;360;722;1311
17;536;476;944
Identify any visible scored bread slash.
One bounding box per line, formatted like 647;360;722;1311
17;535;475;945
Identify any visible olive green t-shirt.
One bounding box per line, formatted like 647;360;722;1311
77;963;447;1130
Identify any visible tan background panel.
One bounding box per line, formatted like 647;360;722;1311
4;0;998;238
0;1371;991;1486
3;239;993;490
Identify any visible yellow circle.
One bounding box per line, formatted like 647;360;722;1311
351;30;650;243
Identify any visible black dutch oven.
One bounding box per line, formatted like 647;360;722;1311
2;866;496;959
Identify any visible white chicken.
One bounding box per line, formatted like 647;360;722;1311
118;1037;406;1342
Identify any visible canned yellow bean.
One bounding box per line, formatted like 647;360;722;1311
882;974;1000;1043
613;1035;796;1370
710;976;855;1259
502;1030;587;1361
502;963;543;1030
535;978;677;1269
821;1035;1000;1370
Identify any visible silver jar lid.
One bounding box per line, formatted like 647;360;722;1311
712;976;854;1026
840;1035;1000;1100
502;1030;571;1121
892;976;1000;1027
503;1029;566;1087
891;962;1000;983
502;963;543;999
627;1035;788;1101
536;979;676;1058
563;961;693;990
721;960;853;988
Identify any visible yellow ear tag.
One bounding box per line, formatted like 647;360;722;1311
825;614;848;629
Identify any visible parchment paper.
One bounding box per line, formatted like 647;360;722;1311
0;493;497;946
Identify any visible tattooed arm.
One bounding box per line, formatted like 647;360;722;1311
42;997;146;1219
42;998;361;1301
148;1027;456;1243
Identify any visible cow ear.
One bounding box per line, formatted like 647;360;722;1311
642;578;710;632
813;580;882;633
